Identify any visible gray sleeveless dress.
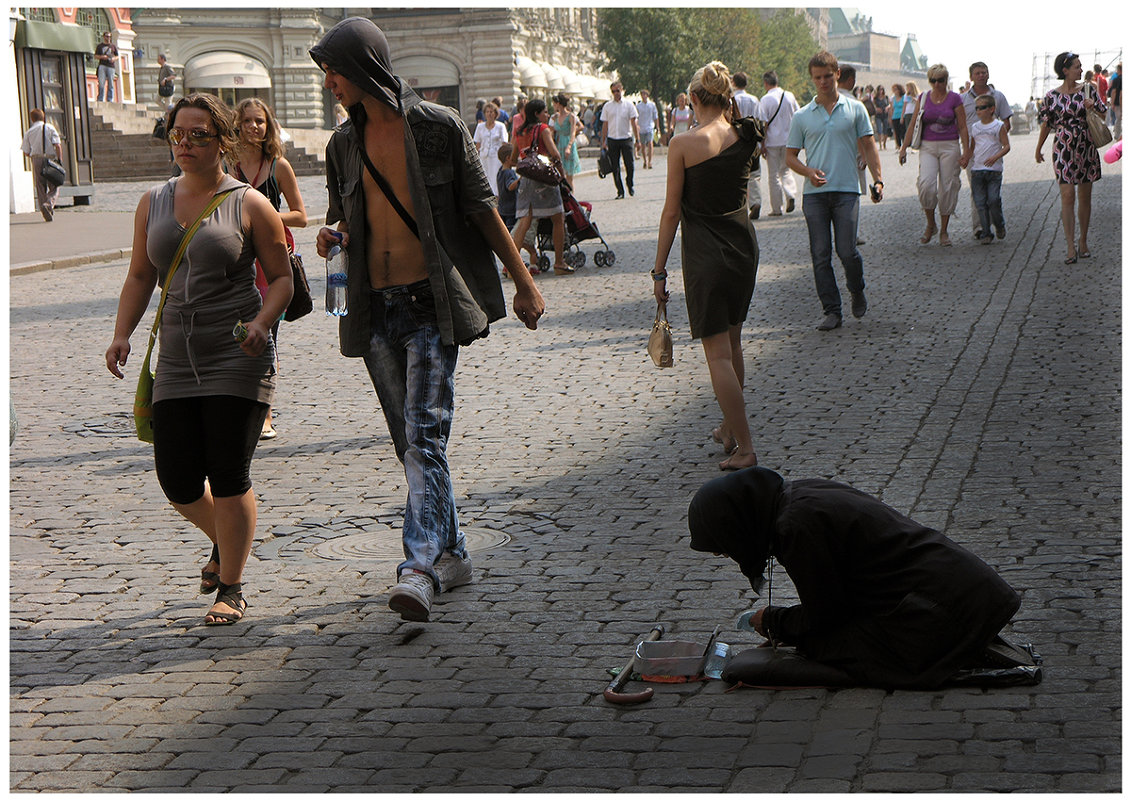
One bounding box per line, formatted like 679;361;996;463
146;175;275;405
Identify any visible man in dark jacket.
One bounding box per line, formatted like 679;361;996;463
311;18;544;622
688;467;1021;689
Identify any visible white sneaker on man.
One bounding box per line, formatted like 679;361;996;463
388;570;434;622
435;551;474;592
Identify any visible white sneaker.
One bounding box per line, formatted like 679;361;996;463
388;571;434;622
435;552;473;593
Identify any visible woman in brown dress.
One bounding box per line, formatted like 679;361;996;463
652;61;762;471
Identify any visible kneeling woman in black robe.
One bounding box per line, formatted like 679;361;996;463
689;468;1021;690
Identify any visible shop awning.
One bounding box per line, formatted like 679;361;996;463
514;55;546;88
184;51;271;89
540;62;565;92
393;55;459;88
591;78;613;101
15;20;96;53
558;66;585;96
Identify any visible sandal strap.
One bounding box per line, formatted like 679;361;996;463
209;543;220;564
215;581;244;607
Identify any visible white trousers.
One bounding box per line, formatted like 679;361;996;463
917;139;961;216
746;160;761;209
763;145;797;213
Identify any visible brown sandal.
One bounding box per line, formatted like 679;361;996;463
199;544;220;594
204;582;246;626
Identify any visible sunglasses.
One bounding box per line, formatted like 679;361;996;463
929;77;947;84
976;104;994;110
167;128;218;147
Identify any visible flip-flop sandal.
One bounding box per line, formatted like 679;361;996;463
205;582;247;626
200;544;220;594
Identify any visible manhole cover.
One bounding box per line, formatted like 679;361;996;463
306;526;510;563
63;412;135;437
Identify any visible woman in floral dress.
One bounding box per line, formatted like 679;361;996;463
1035;51;1107;264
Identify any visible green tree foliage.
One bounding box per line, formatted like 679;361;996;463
756;10;820;103
598;8;819;107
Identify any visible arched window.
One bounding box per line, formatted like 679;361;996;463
19;8;57;23
75;8;112;70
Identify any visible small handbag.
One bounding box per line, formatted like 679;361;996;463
39;124;66;186
134;189;235;442
908;92;926;150
1083;83;1113;149
281;226;313;322
516;124;562;185
648;300;674;368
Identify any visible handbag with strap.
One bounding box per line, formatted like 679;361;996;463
39;124;66;187
1083;83;1113;149
282;226;313;322
516;123;562;185
133;189;235;443
648;299;674;368
909;92;927;150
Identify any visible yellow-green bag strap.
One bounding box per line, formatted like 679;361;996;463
147;188;236;342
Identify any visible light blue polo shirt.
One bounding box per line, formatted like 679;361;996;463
786;93;874;194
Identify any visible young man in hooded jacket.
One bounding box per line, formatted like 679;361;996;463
311;17;545;622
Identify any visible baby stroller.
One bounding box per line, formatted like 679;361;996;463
534;183;616;270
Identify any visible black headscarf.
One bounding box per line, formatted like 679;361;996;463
309;17;402;115
688;467;786;594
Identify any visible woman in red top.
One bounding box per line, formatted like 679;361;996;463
506;99;570;275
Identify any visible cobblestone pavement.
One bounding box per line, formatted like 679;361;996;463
9;136;1121;791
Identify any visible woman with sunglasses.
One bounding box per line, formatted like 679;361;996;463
233;97;307;440
899;65;971;246
1035;52;1107;264
106;94;292;626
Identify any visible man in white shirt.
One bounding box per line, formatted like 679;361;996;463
759;70;800;216
19;108;64;222
733;72;765;219
600;81;640;198
635;89;659;169
960;62;1011;239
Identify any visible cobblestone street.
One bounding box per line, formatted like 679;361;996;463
8;136;1122;791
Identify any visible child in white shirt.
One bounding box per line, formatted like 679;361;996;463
969;98;1011;242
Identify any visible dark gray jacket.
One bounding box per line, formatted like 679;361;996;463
315;18;504;352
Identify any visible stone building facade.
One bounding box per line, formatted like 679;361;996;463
130;7;612;131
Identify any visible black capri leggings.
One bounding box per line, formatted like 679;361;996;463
892;117;907;149
152;395;269;505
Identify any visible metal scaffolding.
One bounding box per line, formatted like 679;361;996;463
1030;49;1122;100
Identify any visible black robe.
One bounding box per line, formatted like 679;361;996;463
689;468;1021;690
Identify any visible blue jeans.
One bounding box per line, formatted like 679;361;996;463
362;280;467;588
97;65;115;101
970;170;1004;236
802;191;864;318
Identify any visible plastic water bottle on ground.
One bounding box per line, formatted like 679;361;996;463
325;232;348;316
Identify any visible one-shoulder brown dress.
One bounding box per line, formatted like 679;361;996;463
679;117;761;339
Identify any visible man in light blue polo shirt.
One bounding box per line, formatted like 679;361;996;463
786;51;883;331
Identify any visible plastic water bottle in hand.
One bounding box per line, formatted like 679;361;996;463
325;232;348;316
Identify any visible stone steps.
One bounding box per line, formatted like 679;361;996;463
89;102;327;181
